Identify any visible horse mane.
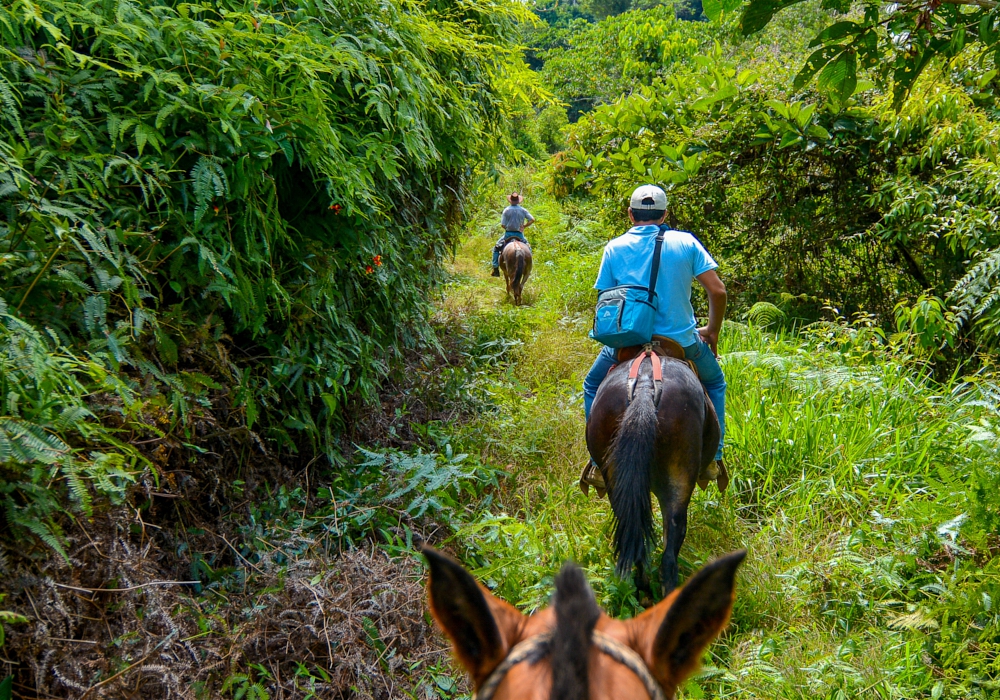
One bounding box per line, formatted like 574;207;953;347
551;562;601;700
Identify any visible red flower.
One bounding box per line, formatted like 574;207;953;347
328;204;341;214
373;255;382;266
365;265;374;274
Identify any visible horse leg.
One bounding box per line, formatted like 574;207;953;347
634;562;654;606
658;496;689;595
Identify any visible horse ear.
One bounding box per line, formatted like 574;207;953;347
629;550;746;695
421;544;524;687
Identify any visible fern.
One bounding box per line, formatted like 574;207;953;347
948;246;1000;335
746;301;787;328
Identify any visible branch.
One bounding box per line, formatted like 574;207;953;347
938;0;996;8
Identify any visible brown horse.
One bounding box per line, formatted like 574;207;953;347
587;348;721;596
422;543;745;700
499;240;532;305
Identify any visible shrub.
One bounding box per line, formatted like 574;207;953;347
0;0;533;545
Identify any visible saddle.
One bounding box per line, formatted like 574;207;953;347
615;336;697;376
498;236;530;252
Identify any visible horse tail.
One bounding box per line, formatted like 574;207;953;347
513;247;525;290
607;370;657;578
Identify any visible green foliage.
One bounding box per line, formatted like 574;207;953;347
536;104;571;154
553;34;1000;352
537;6;715;112
584;0;635;20
0;0;533;548
738;0;1000;108
0;594;28;649
0;299;142;554
221;670;270;700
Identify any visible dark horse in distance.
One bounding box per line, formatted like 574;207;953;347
587;342;723;596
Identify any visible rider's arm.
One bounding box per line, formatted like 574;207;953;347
522;210;535;229
594;246;614;291
695;269;727;356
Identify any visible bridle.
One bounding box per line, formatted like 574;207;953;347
475;629;668;700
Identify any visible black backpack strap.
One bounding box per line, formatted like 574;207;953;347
647;225;667;303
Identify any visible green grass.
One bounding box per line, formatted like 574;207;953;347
435;167;1000;699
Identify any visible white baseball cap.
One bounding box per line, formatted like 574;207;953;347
629;184;667;212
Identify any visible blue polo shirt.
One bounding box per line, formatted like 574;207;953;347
595;225;717;347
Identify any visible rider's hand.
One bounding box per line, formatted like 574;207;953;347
698;326;719;357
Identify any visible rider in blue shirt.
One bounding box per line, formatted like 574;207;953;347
582;185;728;490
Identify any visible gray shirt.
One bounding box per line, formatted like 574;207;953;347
501;205;534;232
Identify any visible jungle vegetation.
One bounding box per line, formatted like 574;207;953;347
1;0;999;698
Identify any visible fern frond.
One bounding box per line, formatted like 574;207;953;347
948;246;1000;330
747;301;787;328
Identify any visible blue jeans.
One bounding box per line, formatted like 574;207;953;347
583;339;726;461
493;231;528;267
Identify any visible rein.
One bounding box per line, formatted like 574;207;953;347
475;629;667;700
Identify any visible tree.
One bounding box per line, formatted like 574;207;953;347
704;0;1000;107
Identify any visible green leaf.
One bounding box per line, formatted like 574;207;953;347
809;21;861;46
156;328;179;365
740;0;806;35
817;50;857;105
795;45;845;90
795;103;816;129
703;0;742;22
808;124;832;140
892;43;939;109
779;129;803;148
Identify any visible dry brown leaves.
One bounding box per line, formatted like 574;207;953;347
3;512;465;699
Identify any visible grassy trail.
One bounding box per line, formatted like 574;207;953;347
435;169;998;699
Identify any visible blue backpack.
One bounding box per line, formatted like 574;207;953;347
590;226;666;348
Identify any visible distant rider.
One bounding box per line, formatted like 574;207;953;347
492;192;535;277
581;184;728;491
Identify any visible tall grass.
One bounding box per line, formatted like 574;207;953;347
439;168;1000;699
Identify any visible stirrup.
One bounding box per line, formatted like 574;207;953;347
697;459;730;493
579;460;607;498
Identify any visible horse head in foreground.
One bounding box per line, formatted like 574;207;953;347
421;544;745;700
500;239;532;305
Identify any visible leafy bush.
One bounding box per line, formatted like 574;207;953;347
0;0;532;545
536;104;570;153
553;42;1000;354
537;6;714;113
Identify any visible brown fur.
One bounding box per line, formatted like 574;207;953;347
499;240;532;305
422;545;745;700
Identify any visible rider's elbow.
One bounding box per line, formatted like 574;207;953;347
706;279;726;300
